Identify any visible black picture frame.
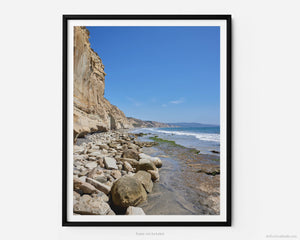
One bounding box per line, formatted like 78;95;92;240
62;14;232;227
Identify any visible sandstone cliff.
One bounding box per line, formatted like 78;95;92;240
73;26;133;140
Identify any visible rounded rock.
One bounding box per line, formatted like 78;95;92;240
111;175;147;209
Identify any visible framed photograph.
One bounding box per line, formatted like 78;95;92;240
62;14;231;226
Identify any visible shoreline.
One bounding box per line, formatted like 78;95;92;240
135;131;220;214
73;128;220;215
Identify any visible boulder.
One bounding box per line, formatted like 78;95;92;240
139;153;162;168
147;169;160;182
122;149;140;160
104;157;118;170
137;159;157;171
73;195;115;215
86;177;111;195
133;171;153;193
120;158;139;168
126;206;146;215
111;176;147;209
152;158;162;168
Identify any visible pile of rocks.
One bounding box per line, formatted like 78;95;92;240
73;131;162;215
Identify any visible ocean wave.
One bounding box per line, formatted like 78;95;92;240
146;128;220;143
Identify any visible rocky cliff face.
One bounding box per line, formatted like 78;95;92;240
127;117;173;128
73;27;132;140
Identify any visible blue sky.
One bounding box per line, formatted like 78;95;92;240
87;26;220;124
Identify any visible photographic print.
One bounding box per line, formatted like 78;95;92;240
62;15;231;226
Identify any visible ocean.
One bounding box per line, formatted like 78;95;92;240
131;126;220;155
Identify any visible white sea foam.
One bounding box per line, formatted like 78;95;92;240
145;128;220;143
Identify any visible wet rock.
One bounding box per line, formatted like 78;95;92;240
111;175;147;209
104;157;118;170
157;155;169;158
197;168;220;176
133;171;153;193
126;206;145;215
73;195;114;215
211;150;220;154
122;149;140;160
134;141;157;147
86;177;111;195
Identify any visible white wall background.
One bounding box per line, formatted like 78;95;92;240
0;0;299;239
